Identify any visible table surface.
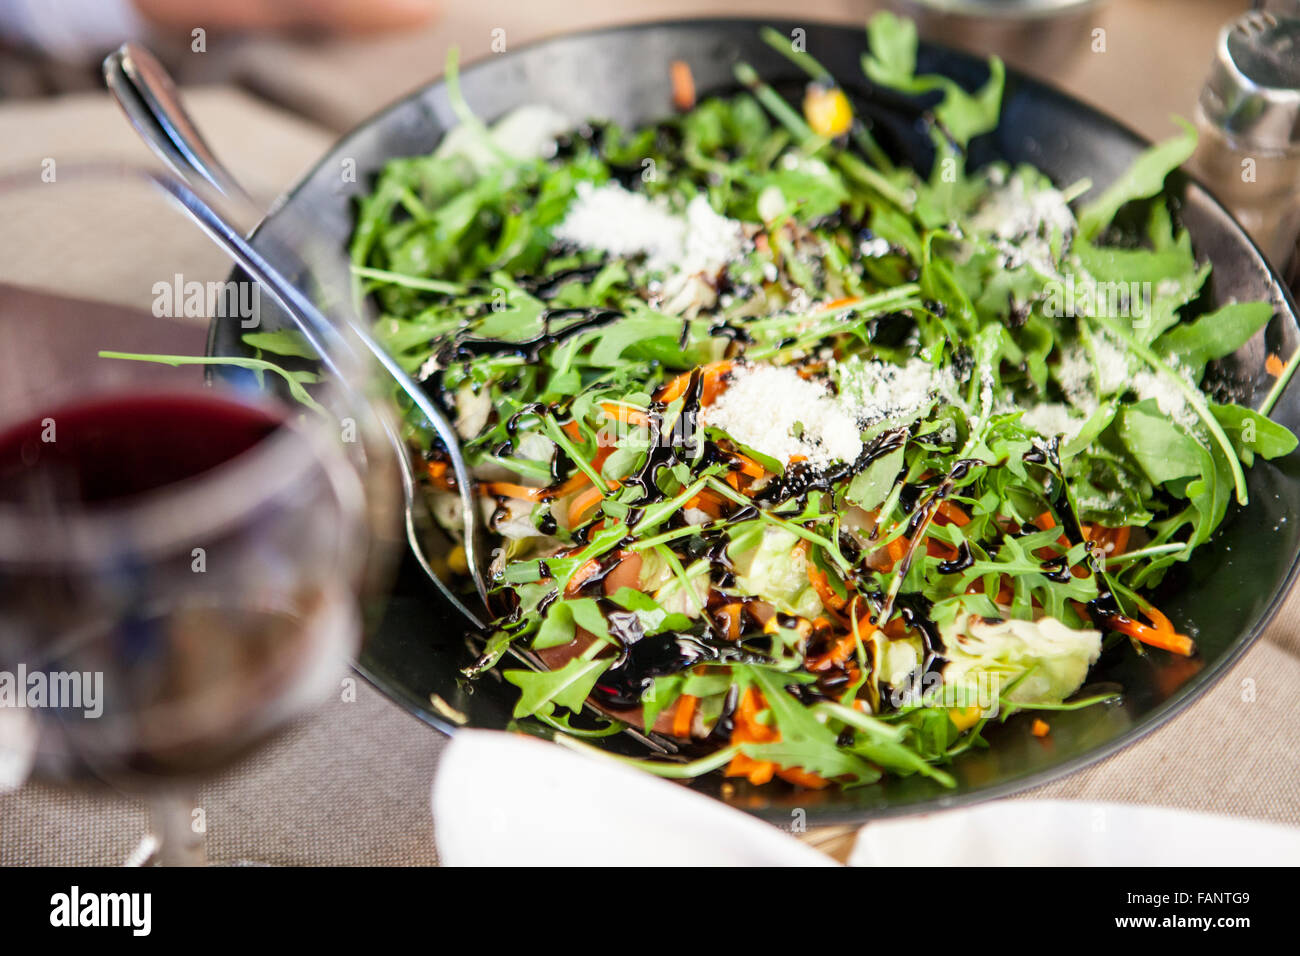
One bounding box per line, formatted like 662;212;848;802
2;0;1298;866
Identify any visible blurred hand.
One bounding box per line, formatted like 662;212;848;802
131;0;439;34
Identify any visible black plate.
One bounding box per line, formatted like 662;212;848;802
208;19;1300;824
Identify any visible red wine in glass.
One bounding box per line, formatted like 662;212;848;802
0;388;370;863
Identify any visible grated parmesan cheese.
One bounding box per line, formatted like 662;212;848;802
971;171;1076;242
1022;402;1084;441
970;171;1076;276
703;363;863;469
1132;369;1198;429
553;182;745;278
1057;335;1131;409
553;181;686;269
435;104;572;171
835;357;960;427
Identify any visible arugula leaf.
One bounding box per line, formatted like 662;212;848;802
97;351;326;414
846;444;905;510
641;674;684;731
1211;403;1300;466
533;597;611;650
1156;301;1274;382
862;11;1003;148
1117;401;1203;484
742;666;881;785
1076;119;1197;239
503;657;610;718
241;329;319;359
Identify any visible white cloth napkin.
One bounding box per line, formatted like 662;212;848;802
851;799;1300;866
432;729;835;866
432;729;1300;866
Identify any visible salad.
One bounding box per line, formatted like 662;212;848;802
157;14;1300;789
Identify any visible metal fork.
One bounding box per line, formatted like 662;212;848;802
103;42;493;626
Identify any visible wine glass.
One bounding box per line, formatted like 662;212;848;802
0;164;399;865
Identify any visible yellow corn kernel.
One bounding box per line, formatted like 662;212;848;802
949;706;982;732
447;544;469;575
803;85;852;139
763;616;812;640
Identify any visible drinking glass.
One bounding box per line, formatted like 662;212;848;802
0;163;398;865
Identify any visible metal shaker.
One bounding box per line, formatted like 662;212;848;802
1192;9;1300;273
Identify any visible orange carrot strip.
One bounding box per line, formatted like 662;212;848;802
567;485;606;527
655;360;733;405
1031;719;1050;738
776;766;830;789
821;296;861;311
670;60;696;111
729;452;767;479
1108;613;1196;657
724;687;827;787
599;402;650;426
1084;523;1132;557
807;563;847;613
672;694;697;738
482;481;550;501
807;632;860;673
716;603;743;640
936;500;970;526
426;460;455;490
683;488;725;518
564;558;602;596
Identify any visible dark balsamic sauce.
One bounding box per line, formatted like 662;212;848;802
936;540;974;574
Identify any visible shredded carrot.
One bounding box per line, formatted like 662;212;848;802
821;296;861;312
1031;718;1051;738
599;402;650;427
655;360;733;405
482;480;549;501
672;694;697;738
716;603;743;640
567;485;606;527
935;500;970;526
564;558;602;596
807;563;847;613
883;615;909;639
725;687;828;788
884;534;907;569
807;631;863;672
670;60;696;111
729;451;767;479
1106;604;1196;657
1267;352;1285;377
426;460;455;490
727;754;775;785
926;537;958;560
775;767;831;789
683;488;726;518
549;471;594;498
1084;523;1131;557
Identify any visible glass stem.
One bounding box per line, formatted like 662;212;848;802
151;787;207;866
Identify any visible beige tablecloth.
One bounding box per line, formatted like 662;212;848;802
2;0;1296;867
